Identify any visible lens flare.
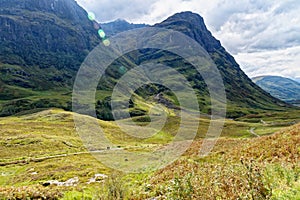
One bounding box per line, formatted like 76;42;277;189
103;39;110;46
88;12;95;21
119;66;127;74
98;29;106;38
93;22;100;30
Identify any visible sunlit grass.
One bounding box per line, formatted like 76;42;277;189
0;109;299;199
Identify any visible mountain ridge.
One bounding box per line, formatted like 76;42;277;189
253;75;300;105
152;12;290;114
101;19;148;36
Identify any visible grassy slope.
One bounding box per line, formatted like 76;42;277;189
0;109;299;199
145;123;300;199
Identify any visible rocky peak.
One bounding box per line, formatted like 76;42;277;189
155;11;222;52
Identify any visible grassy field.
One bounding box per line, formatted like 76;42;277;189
0;109;299;199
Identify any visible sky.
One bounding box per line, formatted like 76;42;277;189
76;0;300;80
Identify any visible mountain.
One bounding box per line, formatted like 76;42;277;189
0;0;101;115
80;12;293;119
0;3;292;118
253;76;300;105
101;19;147;36
0;0;99;87
142;12;290;116
293;77;300;83
82;12;291;119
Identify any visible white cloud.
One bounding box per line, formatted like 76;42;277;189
76;0;157;22
235;46;300;79
213;0;300;53
76;0;300;79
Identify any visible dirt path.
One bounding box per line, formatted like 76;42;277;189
0;148;122;167
249;127;260;137
0;152;89;166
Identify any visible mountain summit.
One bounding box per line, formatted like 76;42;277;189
101;19;147;36
153;12;289;116
156;11;221;52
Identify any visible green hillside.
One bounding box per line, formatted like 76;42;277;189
0;109;299;199
0;1;294;119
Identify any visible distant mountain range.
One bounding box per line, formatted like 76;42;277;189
0;0;293;119
253;76;300;106
293;78;300;83
101;19;147;36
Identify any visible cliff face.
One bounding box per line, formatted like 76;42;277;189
1;0;86;19
0;0;101;116
0;0;99;69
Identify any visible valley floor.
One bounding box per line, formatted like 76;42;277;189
0;109;299;199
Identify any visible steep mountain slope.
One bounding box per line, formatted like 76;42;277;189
253;76;300;105
0;0;99;90
0;4;292;118
152;12;289;116
0;0;101;115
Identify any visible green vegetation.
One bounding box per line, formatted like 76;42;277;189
0;3;299;199
1;5;297;120
0;109;299;199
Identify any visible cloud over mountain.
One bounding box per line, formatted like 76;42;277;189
77;0;300;79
